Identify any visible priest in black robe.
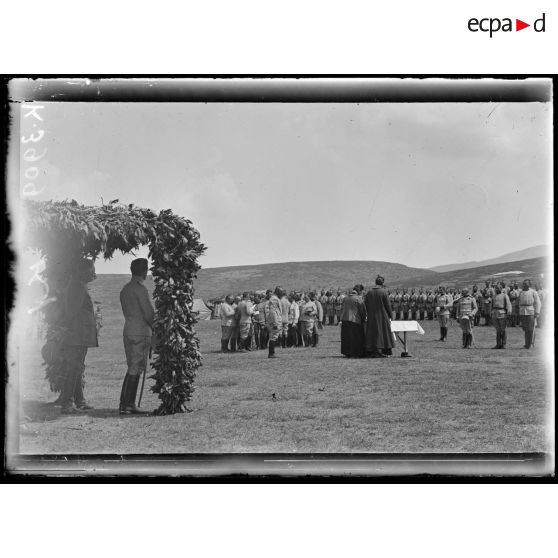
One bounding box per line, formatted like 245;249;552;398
364;275;395;357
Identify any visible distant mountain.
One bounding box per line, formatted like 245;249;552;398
194;260;440;299
406;256;547;289
428;245;549;273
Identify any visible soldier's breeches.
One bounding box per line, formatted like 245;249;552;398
493;318;507;335
239;323;252;340
221;326;234;341
60;345;88;406
267;325;281;342
301;320;315;336
123;335;151;377
459;317;472;333
438;314;449;327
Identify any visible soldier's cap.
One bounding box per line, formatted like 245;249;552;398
461;288;469;295
130;258;148;275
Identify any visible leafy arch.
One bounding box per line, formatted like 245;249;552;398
24;199;206;415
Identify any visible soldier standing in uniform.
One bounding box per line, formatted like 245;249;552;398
58;259;99;414
326;291;336;325
319;291;329;326
434;286;453;342
508;282;520;327
426;289;435;320
287;293;300;347
265;287;283;358
388;290;396;320
417;289;427;321
410;289;419;321
219;295;236;352
335;290;344;325
279;288;291;348
300;294;318;347
518;280;541;349
401;289;410;320
455;288;478;349
491;285;512;349
237;292;255;352
119;258;154;415
310;291;323;347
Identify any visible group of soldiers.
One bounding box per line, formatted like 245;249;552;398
215;278;546;355
218;287;343;358
386;280;546;328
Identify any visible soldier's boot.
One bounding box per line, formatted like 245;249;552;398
119;374;130;413
492;332;501;349
59;367;79;414
268;340;277;358
281;334;287;349
524;329;532;349
245;335;252;351
229;337;237;352
462;333;467;348
439;328;445;342
467;334;473;348
312;333;318;347
120;374;150;415
501;331;507;349
221;339;230;353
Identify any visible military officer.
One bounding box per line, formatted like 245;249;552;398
410;289;419;320
237;292;255;352
319;291;329;326
388;290;396;320
266;287;283;358
335;290;345;325
326;291;336;325
425;289;435;320
401;289;410;320
455;288;478;349
58;258;99;414
119;258;154;415
518;280;541;349
393;289;401;321
417;289;427;321
434;286;453;342
491;285;512;349
508;282;520;327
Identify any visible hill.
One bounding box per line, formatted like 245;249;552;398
419;256;548;289
193;260;440;299
428;244;548;273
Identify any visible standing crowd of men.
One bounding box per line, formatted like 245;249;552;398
216;278;545;356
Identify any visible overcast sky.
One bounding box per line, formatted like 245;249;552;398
19;100;552;273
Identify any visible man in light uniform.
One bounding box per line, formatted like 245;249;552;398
265;287;283;358
300;294;318;347
310;291;323;347
425;289;435;320
335;290;344;325
119;258;154;415
434;286;453;342
287;293;300;347
388;290;396;320
508;282;520;327
219;295;236;353
410;289;419;321
401;289;410;320
393;290;402;320
455;288;478;349
518;280;541;349
279;288;291;348
491;285;512;349
237;292;255;352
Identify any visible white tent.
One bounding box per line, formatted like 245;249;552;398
192;298;212;320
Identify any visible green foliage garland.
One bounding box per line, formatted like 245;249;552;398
24;199;206;415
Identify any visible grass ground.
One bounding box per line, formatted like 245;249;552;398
16;297;551;454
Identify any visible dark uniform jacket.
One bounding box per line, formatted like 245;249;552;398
63;278;98;347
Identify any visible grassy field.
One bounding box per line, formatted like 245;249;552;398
15;276;551;454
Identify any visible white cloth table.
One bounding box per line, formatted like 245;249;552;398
390;320;425;356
